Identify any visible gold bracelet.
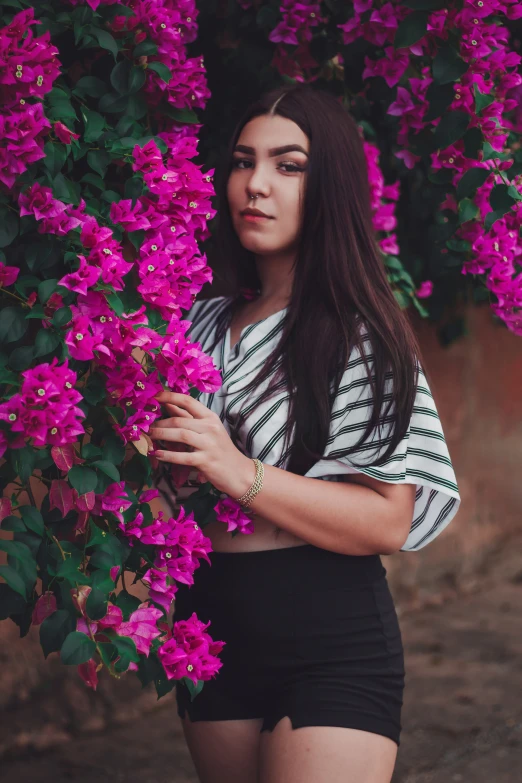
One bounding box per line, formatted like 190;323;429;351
236;458;264;508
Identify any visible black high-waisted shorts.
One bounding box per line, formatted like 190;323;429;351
174;543;405;746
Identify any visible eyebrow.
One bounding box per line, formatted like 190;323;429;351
234;144;309;158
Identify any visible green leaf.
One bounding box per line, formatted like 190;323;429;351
394;11;429;48
68;466;98;495
98;642;119;667
458;197;479;224
99;91;129;113
40;608;76;658
482;141;510;162
474;85;494;115
124;176;144;203
52;306;73;328
20;506;45;536
490;183;515;213
89;27;119;58
424;82;455;122
0;565;27;599
112;589;141;620
456;168;491;201
82;109;105;143
111;60;146;95
124;94;147;120
432;43;468;85
38;278;58;304
428;168;454;185
0;307;28;344
60;631;96;665
102;433;126;464
106;291;124;316
86;586;108;621
34;328;61;358
10;446;37;483
73;75;108;98
112;634;140;672
80;173;105;190
43;142;67;179
9;345;35;371
1;515;27;533
46;99;77;123
507;185;522;202
83;372;107;405
484;209;506;232
182;676;204;702
87;149;111;178
0;208;19;248
462;127;483;160
133;40;158;57
147;61;172;83
91;460;120;482
432;110;469;151
446;238;471;253
82;443;102;459
161;106;199;124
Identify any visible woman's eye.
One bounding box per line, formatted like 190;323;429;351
231;158;252;169
279;162;305;173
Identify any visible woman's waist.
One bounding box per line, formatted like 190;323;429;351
203;512;308;553
184;538;386;598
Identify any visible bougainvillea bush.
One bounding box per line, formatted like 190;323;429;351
196;0;522;341
0;0;251;700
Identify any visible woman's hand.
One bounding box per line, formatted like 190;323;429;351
150;391;257;500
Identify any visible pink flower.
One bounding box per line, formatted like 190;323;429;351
416;281;434;298
54;122;80;144
18;183;68;221
0;261;19;287
116;602;164;656
214;497;255;535
157;611;225;683
58;255;101;295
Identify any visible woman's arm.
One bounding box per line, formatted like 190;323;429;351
150;392;416;557
234;461;416;556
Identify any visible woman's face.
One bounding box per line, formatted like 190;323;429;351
227;114;309;256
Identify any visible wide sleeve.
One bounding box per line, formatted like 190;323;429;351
303;331;461;552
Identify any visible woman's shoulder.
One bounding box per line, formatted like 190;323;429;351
185;295;234;341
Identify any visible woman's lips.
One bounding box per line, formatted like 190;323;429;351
241;214;272;223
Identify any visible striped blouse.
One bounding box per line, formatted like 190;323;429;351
184;295;461;552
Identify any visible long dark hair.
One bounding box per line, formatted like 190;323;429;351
211;84;421;477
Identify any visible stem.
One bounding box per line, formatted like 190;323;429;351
0;287;26;304
26;481;37;508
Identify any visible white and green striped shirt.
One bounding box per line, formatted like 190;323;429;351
185;296;461;552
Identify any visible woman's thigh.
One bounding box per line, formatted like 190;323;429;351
180;714;263;783
258;718;398;783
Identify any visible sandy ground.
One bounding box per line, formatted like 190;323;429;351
2;557;521;783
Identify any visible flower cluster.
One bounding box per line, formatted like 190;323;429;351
0;9;60;187
268;0;522;331
120;505;212;587
0;359;85;450
111;0;210;111
0;0;227;698
213;496;255;535
157;612;225;683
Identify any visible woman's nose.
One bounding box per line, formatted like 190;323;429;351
246;166;270;198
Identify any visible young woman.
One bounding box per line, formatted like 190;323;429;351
150;85;461;783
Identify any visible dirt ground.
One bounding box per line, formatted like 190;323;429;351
2;547;521;783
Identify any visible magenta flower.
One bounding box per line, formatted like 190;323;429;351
214;497;255;535
0;261;19;287
158;611;225;683
58;255;101;295
54;121;80;144
416;281;434;299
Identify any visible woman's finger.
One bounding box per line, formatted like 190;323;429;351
149;426;204;446
164;402;193;419
152;417;206;432
154;448;199;466
155;391;213;419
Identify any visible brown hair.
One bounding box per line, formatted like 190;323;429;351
211;84;421;476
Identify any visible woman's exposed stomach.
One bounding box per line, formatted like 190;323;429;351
204;511;309;552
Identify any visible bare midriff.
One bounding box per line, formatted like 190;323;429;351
204;511;309;552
